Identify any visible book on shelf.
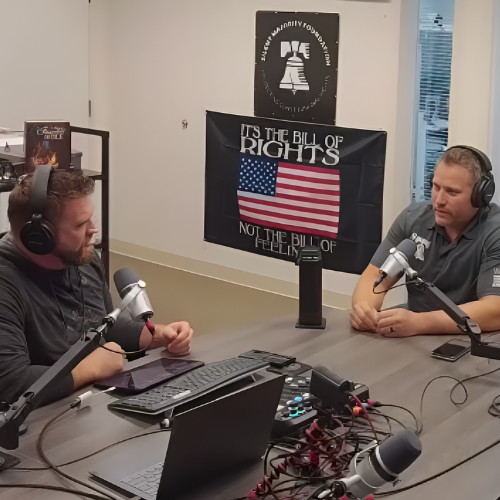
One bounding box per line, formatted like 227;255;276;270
24;121;71;172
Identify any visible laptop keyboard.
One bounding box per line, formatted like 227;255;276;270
109;357;269;414
121;462;163;496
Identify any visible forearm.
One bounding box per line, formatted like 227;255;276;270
455;296;500;333
139;325;161;350
71;362;97;391
352;264;398;311
72;342;125;390
406;296;500;335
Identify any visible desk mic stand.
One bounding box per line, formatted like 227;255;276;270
0;283;147;450
295;245;326;329
403;267;500;361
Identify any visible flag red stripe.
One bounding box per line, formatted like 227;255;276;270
278;172;340;186
238;195;338;216
241;214;338;239
279;162;339;177
276;182;338;197
240;206;339;227
273;192;340;206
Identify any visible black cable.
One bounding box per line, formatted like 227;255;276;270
373;279;420;295
417;375;467;434
10;428;169;471
449;366;500;404
373;373;500;497
369;409;393;434
488;394;500;417
372;370;500;496
0;483;109;499
289;482;321;500
98;332;154;356
377;403;418;430
374;432;500;496
303;483;328;500
377;413;407;431
36;401;118;500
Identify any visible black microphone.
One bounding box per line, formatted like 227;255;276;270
374;239;418;288
113;268;153;320
322;430;422;499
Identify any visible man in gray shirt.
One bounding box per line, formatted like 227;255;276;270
0;169;193;404
350;146;500;337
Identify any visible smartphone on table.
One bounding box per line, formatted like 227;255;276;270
430;339;471;362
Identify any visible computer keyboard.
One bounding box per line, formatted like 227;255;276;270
121;462;163;497
108;357;269;414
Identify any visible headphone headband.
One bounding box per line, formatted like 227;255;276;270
29;164;53;214
444;145;495;208
446;145;492;174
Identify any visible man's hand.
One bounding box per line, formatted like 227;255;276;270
72;342;124;390
154;322;193;355
350;301;379;332
375;308;421;337
140;321;193;355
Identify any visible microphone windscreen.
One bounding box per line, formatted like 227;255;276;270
114;268;140;295
395;239;417;259
378;430;422;475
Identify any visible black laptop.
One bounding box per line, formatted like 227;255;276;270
91;370;284;499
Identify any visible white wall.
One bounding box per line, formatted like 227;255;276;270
491;2;500;196
89;0;419;302
0;0;89;132
0;0;90;233
448;0;496;154
3;1;498;303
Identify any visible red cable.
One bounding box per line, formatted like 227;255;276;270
145;320;155;334
351;394;378;443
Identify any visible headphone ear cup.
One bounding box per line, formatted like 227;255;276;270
471;181;482;208
20;216;56;255
481;174;495;207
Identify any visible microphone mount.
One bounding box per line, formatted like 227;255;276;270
406;274;500;360
0;279;152;450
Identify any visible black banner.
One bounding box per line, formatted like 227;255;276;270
254;11;339;125
204;111;386;275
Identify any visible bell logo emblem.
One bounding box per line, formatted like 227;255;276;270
280;41;310;94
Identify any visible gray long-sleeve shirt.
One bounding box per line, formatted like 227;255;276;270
0;233;144;404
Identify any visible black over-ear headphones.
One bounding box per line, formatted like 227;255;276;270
445;145;495;208
20;164;57;255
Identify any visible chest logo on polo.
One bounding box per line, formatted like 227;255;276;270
492;267;500;287
410;233;431;261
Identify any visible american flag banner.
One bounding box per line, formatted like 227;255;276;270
237;154;340;239
205;111;387;274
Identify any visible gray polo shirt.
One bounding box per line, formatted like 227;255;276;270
370;201;500;312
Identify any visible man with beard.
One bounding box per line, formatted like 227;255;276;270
350;146;500;337
0;168;193;404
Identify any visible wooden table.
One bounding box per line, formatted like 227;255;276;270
2;307;500;499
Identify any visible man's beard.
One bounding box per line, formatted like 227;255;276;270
59;244;95;267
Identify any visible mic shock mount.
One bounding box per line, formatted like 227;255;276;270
403;264;500;360
0;283;150;450
0;317;114;450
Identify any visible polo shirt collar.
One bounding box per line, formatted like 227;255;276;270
426;207;484;241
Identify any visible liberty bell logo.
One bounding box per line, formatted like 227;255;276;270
280;41;310;94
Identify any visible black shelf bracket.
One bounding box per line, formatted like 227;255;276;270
70;126;110;284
